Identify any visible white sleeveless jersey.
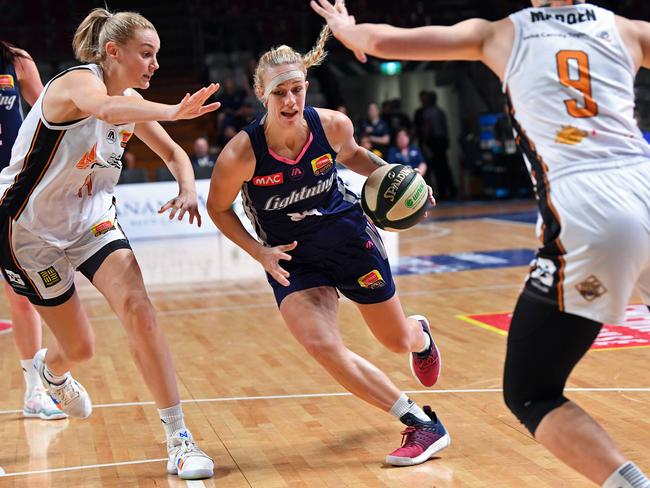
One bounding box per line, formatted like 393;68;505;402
503;3;650;182
0;64;135;246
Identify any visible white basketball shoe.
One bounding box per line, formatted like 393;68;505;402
33;349;92;419
23;384;67;420
166;429;214;480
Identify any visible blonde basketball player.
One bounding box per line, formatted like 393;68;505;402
0;9;219;480
206;27;448;467
312;0;650;486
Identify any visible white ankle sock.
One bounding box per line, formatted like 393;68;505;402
389;393;430;423
418;331;431;354
158;403;187;439
603;462;650;488
21;359;41;394
43;363;67;386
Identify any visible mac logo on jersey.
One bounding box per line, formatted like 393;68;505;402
311;153;334;175
252;172;284;187
106;129;117;144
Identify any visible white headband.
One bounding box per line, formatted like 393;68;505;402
263;69;305;99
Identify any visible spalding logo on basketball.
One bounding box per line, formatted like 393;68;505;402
361;164;430;231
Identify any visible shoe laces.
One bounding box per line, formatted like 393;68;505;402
399;425;435;449
173;439;211;461
51;378;80;405
415;353;437;367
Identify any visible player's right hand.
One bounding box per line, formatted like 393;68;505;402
170;83;221;121
256;241;297;286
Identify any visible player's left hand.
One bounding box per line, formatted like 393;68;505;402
310;0;368;63
159;190;202;227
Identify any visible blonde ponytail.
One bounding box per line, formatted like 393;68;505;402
72;8;156;64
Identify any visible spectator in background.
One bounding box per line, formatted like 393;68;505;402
335;104;348;115
413;90;432;151
190;136;216;170
423;90;457;200
220;101;256;146
387;128;427;176
359;133;383;159
386;99;410;143
217;76;246;116
358;102;390;155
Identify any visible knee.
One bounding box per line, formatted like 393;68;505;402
123;295;157;334
63;332;95;363
502;383;568;436
302;338;347;366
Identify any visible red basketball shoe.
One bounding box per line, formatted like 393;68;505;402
386;406;451;466
409;315;441;387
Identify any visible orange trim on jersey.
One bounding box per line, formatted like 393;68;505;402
15;129;66;219
7;219;42;299
557;254;566;312
0;120;43;208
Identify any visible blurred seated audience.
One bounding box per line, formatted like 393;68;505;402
386;128;427;175
358;102;390;155
190;136;216;170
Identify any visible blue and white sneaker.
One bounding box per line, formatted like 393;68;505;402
23;385;67;420
33;349;92;419
166;429;214;480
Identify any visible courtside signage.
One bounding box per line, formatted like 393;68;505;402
458;304;650;351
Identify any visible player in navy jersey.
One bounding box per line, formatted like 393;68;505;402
0;40;65;420
207;25;450;467
312;0;650;486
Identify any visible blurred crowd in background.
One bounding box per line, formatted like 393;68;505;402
3;0;649;200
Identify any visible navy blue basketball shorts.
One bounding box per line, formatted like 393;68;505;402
268;221;396;306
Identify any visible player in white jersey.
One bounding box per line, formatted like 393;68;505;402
0;8;219;480
312;0;650;486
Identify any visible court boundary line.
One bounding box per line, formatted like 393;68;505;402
0;457;167;478
1;387;649;416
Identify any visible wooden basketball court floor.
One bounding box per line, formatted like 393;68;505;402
0;200;648;487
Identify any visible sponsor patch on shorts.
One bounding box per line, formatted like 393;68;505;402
357;269;385;289
575;275;607;302
91;220;115;237
38;267;61;288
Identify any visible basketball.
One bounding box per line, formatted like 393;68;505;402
361;164;430;231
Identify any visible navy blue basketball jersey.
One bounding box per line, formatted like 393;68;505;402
0;55;24;169
242;107;364;247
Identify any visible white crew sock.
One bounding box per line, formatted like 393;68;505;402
158;403;188;439
602;462;650;488
21;358;41;395
389;393;430;423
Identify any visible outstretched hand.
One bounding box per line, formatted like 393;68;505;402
171;83;221;121
158;190;202;227
310;0;368;63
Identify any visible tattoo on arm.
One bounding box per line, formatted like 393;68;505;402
365;148;388;168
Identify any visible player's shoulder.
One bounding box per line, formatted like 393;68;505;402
220;130;255;166
314;108;354;146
